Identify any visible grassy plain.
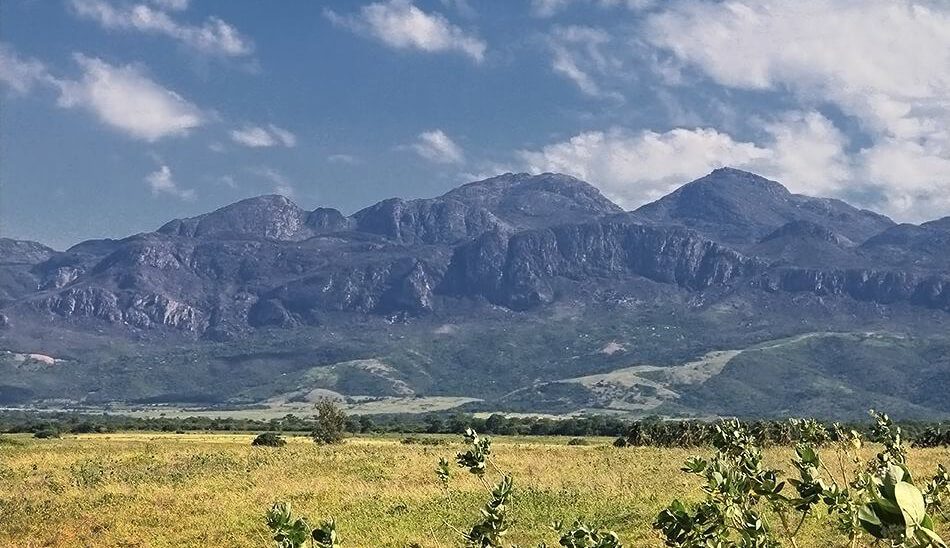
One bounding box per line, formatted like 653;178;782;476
0;433;947;547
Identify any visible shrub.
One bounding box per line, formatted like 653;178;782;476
913;426;950;448
252;432;286;447
33;427;60;439
401;435;447;446
265;502;340;548
654;412;950;548
70;422;99;434
566;437;590;446
311;400;346;445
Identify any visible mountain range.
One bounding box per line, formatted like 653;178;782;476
1;168;948;419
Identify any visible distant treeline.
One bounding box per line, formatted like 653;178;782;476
0;410;948;447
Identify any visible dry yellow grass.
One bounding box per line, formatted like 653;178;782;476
0;433;947;547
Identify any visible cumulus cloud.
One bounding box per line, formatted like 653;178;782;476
519;126;768;206
411;129;465;164
0;43;53;94
146;165;195;200
55;54;204;141
643;0;950;221
229;124;297;148
517;111;854;209
750;111;853;198
69;0;252;57
859;140;950;220
547;26;622;100
326;0;486;63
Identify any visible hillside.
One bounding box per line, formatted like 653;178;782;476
1;169;948;419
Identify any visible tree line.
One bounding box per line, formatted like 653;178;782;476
1;409;948;447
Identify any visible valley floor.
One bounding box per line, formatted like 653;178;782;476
0;433;947;547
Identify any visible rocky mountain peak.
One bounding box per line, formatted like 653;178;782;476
697;167;792;195
157;194;312;241
0;238;56;265
634;168;894;245
441;172;623;228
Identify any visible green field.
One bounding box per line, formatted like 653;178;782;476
0;433;947;547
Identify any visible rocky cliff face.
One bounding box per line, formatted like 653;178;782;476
351;197;508;244
758;268;950;311
442;221;760;309
1;169;947;336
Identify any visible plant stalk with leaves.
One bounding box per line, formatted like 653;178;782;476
655;412;949;548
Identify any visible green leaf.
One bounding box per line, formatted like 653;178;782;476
873;496;902;519
885;464;905;487
915;526;947;548
857;504;882;527
895;481;926;526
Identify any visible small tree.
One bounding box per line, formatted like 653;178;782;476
311;400;346;445
253;432;287;447
33;424;61;439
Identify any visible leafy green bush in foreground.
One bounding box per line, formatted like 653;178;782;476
656;412;949;547
266;411;950;547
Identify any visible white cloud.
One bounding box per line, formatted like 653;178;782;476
326;0;486;63
531;0;573;16
0;43;53;94
751;111;852;198
859;140;950;221
267;125;297;148
218;174;237;189
519;126;769;207
644;0;950;119
517;111;854;209
149;0;189;11
643;0;950;221
231;126;273;147
251;167;295;197
69;0;252;57
55;54;204;141
532;0;656;17
439;0;476;18
328;153;359;165
146;165;195;200
412;129;465;164
230;124;297;148
548;26;622;100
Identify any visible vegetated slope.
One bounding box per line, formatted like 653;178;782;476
0;169;948;419
676;332;950;419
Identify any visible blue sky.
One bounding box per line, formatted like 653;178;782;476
2;0;949;249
